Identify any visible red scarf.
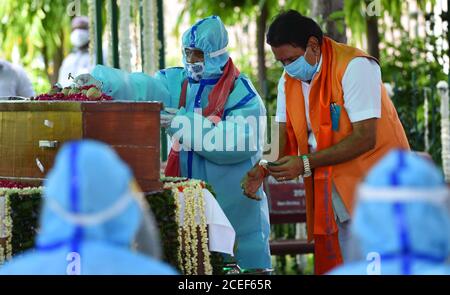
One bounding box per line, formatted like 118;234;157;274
165;58;240;177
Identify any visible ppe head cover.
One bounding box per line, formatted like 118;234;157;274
284;47;319;81
182;16;229;80
72;16;89;30
38;140;161;259
353;150;450;269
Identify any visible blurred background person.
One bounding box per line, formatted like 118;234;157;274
330;150;450;275
58;16;93;87
0;59;35;98
0;140;177;275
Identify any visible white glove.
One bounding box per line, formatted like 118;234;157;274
74;74;103;89
160;108;180;128
161;113;176;128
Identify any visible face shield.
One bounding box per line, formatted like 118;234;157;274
129;181;162;259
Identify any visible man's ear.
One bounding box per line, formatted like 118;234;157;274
307;36;321;55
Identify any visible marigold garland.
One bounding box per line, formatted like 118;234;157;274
118;0;132;72
88;0;96;65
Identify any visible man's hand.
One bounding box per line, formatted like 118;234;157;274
267;156;304;182
241;165;266;201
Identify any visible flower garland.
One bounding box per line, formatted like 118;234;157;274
0;195;6;265
105;0;114;67
3;195;12;262
184;183;196;274
119;0;132;72
88;0;96;65
0;245;4;265
163;178;212;275
0;186;43;265
198;185;212;274
132;0;142;71
439;82;450;182
142;0;160;75
424;88;430;152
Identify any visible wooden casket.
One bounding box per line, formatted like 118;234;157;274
0;101;162;193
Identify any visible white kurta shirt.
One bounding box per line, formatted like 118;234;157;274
275;56;383;223
58;50;92;87
275;57;382;152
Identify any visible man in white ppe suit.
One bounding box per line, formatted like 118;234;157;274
58;16;93;87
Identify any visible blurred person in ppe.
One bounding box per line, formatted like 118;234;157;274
58;16;93;87
330;150;450;275
0;59;35;98
0;140;177;275
74;16;271;270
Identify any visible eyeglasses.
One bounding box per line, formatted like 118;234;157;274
184;47;204;62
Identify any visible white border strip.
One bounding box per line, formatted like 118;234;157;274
358;185;449;205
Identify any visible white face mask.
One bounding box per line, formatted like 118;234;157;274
70;29;89;48
186;61;205;82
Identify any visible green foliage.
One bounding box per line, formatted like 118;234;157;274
145;189;180;270
270;223;313;275
343;0;405;46
380;26;446;164
0;0;88;93
8;193;41;254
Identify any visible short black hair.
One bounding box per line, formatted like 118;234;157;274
267;10;323;49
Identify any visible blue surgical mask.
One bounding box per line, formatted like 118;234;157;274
284;48;319;82
186;61;205;82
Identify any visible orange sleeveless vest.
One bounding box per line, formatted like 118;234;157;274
284;37;410;273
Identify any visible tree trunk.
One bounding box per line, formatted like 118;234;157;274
42;44;52;84
256;0;268;99
311;0;347;43
366;15;380;60
51;30;65;85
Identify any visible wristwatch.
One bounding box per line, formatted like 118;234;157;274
301;155;312;178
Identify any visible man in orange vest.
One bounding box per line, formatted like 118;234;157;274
241;10;410;274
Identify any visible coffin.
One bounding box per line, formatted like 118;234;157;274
0;101;162;193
